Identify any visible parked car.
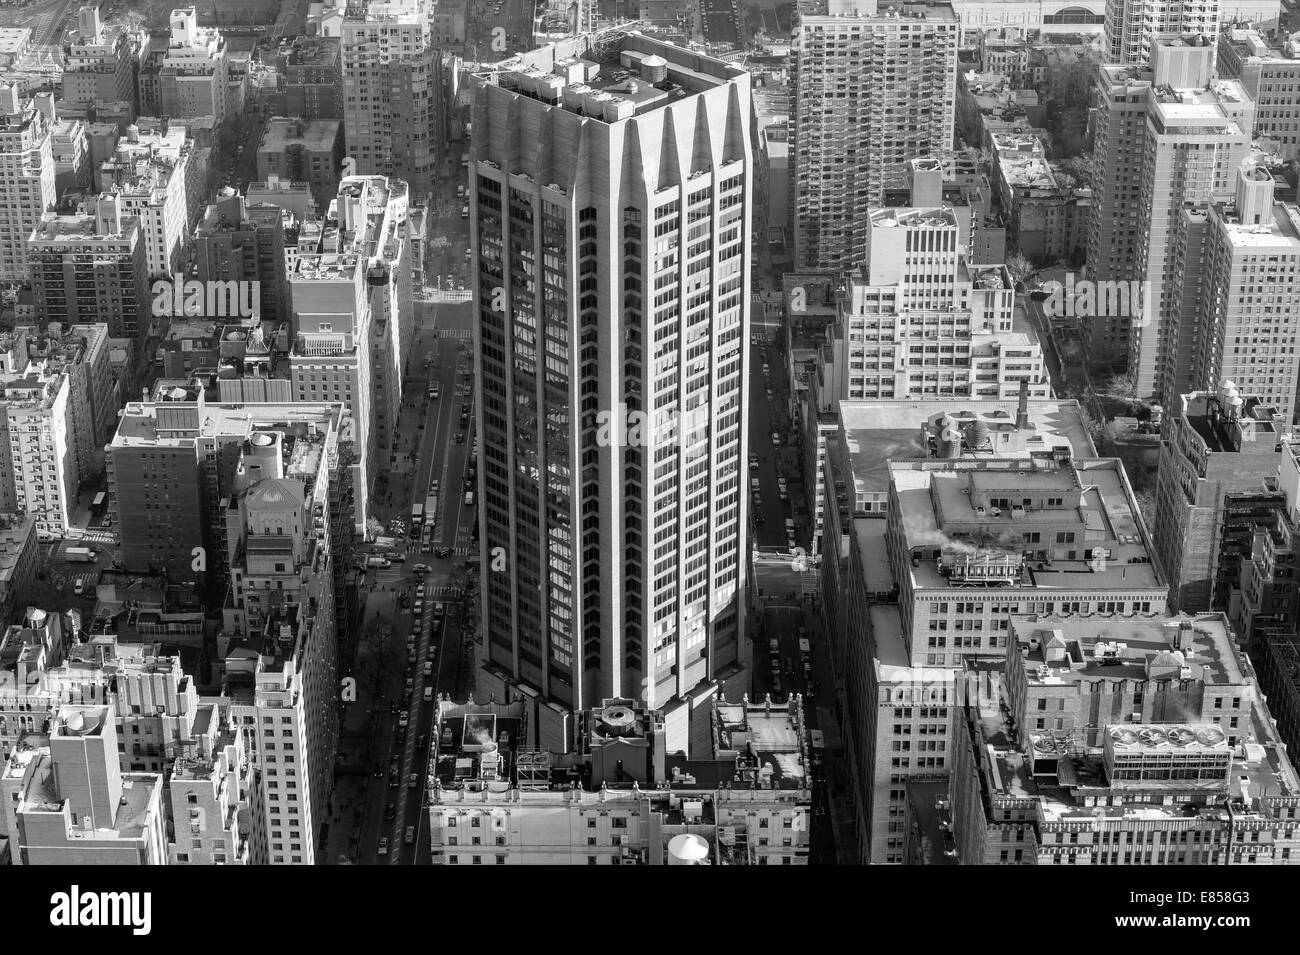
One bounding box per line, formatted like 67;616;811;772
384;803;396;821
405;826;416;845
377;836;389;856
366;556;391;568
408;773;419;790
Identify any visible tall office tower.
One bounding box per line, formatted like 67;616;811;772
1104;0;1220;64
1180;164;1300;421
97;123;196;278
194;193;289;325
831;208;1049;402
167;702;250;864
0;85;55;283
1084;36;1252;393
28;197;151;345
158;7;230;124
108;390;355;618
469;32;752;728
217;420;342;865
792;2;959;272
1219;26;1300;160
340;0;443;194
61;4;142;119
1154;387;1290;612
0;356;78;539
288;175;411;535
2;705;168;865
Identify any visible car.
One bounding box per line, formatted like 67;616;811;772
424;686;434;701
377;837;389;856
416;584;426;599
384;803;395;820
460;402;470;415
429;479;440;494
770;431;781;445
456;431;465;443
413;564;430;575
428;645;437;661
407;649;417;664
408;773;419;789
366;556;391;568
461;205;470;218
750;477;760;490
433;602;446;618
399;709;410;727
390;702;400;716
387;552;405;563
749;455;759;470
413;603;423;618
765;388;774;401
372;764;384;778
416;734;427;749
754;511;765;523
762;363;770;375
464;491;475;506
388;772;400;788
430;382;440;399
434;545;454;558
405;825;416;845
768;638;779;651
74;579;85;595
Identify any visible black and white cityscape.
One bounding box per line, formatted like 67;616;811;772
0;0;1297;887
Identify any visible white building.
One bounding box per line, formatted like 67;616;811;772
288;174;412;536
1180;165;1300;421
832;207;1048;403
0;86;55;283
159;7;230;124
469;31;752;722
1219;26;1300;160
1105;0;1221;64
793;2;959;271
0;356;77;539
97;122;195;278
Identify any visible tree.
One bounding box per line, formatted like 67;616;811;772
1005;251;1037;290
365;517;384;542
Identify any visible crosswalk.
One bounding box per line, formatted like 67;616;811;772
79;531;116;545
437;329;473;339
453;544;477;558
427;585;465;599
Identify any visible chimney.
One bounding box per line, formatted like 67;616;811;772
1175;620;1195;653
1016;377;1029;430
1235;163;1275;226
95;194;121;235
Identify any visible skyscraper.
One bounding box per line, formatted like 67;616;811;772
469;31;752;730
792;2;959;271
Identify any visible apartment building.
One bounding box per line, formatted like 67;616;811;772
1219;26;1300;159
158;7;230;124
340;0;442;193
792;2;959;271
272;35;341;121
60;4;142;118
831;207;1048;403
288;174;412;535
21;322;116;480
1105;0;1220;64
193;193;290;325
469;31;751;723
0;355;77;539
256;117;344;212
426;696;811;865
28;198;151;346
1085;36;1252;389
1154;388;1291;613
96;122;196;278
1179;165;1300;421
167;703;251;864
0;85;55;283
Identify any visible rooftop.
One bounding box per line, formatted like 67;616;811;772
1219;200;1300;247
28;212;138;244
431;712;524;791
479;29;745;124
260;116;341;153
112;398;345;449
891;457;1163;590
834;398;1093;501
1010;612;1245;688
1178;390;1286;456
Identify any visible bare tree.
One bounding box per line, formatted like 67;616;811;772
1005;251;1037;290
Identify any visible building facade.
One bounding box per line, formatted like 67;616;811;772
792;3;959;271
470;31;752;722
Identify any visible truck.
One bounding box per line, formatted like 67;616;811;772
411;502;424;528
425;495;438;528
798;637;811;657
64;547;96;563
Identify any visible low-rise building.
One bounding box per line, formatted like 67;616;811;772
426;695;812;865
256;117;344;212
